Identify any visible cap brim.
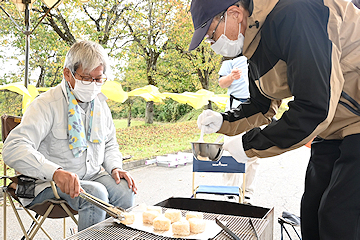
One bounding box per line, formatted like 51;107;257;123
188;17;213;51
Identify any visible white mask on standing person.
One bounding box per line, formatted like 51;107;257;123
211;13;244;57
69;72;103;102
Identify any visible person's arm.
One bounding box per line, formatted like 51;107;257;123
220;1;341;158
218;68;242;88
97;100;136;192
101;102;124;174
100;103;137;193
3;98;62;181
218;73;279;136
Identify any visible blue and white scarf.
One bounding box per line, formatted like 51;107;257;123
65;82;104;158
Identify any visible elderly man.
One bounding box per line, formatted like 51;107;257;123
189;0;360;239
3;40;137;231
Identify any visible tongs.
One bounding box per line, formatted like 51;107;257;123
215;218;241;240
79;191;125;221
215;217;259;240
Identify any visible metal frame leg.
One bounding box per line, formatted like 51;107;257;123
3;189;7;240
279;217;302;240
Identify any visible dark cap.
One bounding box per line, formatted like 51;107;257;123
189;0;242;51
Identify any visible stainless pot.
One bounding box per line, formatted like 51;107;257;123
191;141;224;161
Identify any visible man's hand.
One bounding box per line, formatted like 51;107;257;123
197;109;223;134
53;169;82;198
230;68;242;81
223;134;251;163
111;168;137;194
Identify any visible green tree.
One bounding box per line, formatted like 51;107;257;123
159;0;223;109
0;90;22;116
40;0;130;77
0;1;71;87
120;0;190;124
1;0;222;120
0;0;131;86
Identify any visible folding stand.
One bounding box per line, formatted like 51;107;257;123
278;211;301;240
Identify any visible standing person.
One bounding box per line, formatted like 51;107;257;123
219;56;259;205
218;57;248;111
189;0;360;239
3;40;137;231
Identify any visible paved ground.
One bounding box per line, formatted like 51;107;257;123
0;146;310;239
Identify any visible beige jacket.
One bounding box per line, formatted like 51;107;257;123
218;0;360;158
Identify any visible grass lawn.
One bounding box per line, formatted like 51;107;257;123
117;120;219;161
0;119;219;174
113;119;149;129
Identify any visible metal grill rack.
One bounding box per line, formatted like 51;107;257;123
66;207;269;240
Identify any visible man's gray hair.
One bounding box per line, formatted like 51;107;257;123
64;40;109;74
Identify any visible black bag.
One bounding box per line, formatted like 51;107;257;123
15;175;36;198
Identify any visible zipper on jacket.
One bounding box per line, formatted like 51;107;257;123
339;91;360;116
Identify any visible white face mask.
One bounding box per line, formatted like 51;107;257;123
211;13;244;57
70;76;103;102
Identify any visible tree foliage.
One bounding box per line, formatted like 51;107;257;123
0;0;224;119
160;1;223;94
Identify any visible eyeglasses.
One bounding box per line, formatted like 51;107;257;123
71;71;107;86
205;11;225;43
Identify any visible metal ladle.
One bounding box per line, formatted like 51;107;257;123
198;126;224;143
215;134;224;143
198;125;205;142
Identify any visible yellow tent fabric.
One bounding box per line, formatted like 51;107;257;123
195;89;229;110
128;85;164;103
0;83;32;97
162;89;229;110
162;92;209;109
101;81;128;103
195;89;215;97
210;94;229;110
0;83;35;114
36;87;52;92
1;82;229;112
22;85;40;113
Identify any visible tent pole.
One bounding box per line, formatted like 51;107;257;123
24;2;30;88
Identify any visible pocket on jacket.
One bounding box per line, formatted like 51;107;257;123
49;128;72;157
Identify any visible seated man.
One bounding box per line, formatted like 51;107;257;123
3;40;137;231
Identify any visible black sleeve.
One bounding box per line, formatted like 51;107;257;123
245;0;332;154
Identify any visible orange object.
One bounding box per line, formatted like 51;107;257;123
305;138;314;148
